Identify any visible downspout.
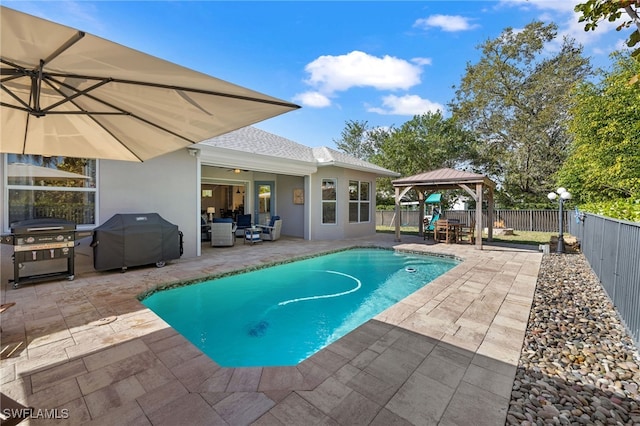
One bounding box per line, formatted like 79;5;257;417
394;187;401;242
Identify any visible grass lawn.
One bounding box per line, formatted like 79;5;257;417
376;226;556;246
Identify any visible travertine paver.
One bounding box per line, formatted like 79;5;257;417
1;234;542;425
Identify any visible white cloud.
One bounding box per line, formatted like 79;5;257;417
411;57;433;66
413;15;479;32
303;51;423;95
367;94;444;116
292;91;332;108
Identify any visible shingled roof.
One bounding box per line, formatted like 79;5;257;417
199;126;315;162
393;168;495;189
198;126;398;177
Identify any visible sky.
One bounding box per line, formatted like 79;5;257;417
3;1;631;149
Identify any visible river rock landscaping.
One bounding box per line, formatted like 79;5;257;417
507;253;640;425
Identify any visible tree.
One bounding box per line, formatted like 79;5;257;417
556;52;640;218
373;112;475;176
333;120;389;161
449;21;592;208
575;0;640;78
370;111;477;201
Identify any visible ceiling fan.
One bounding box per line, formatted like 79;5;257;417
228;168;249;174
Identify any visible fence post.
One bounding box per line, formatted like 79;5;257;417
529;210;533;231
613;220;621;302
599;218;605;278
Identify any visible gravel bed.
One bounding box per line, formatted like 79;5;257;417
507;253;640;426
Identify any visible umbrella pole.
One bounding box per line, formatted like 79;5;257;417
32;31;86;116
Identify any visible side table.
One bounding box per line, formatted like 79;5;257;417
244;227;262;244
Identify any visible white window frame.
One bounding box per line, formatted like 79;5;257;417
348;180;371;223
4;154;98;230
321;178;337;225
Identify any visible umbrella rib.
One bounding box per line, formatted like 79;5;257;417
112;78;301;109
42;72;300;109
1;64;32;110
42;31;85;65
40;76;115;114
48;75;199;146
0;88;31;111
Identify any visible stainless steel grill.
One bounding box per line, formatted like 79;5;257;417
1;218;78;288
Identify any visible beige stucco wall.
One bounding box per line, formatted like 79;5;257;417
309;165;377;241
273;174;306;239
99;150;199;258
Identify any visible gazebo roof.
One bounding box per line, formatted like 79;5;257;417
392;168;496;190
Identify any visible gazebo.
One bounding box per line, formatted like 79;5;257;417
392;168;496;249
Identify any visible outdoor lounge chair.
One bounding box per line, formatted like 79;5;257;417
235;214;252;237
257;216;281;241
211;218;236;247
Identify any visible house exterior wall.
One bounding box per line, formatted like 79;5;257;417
274;174;305;239
309;165;377;241
99;150;199;258
2;150;385;261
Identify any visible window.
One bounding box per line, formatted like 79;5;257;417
6;154;97;226
349;180;370;223
321;178;336;224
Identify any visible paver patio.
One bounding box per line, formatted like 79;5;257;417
1;233;542;425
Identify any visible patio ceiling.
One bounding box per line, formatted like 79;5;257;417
392;168;496;249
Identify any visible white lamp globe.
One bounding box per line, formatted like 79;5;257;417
548;192;558;201
560;191;572;200
557;187;567;195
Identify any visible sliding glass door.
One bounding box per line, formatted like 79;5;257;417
254;181;274;226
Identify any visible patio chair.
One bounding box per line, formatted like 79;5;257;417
435;219;455;243
457;220;476;244
235;214;252;237
257;216;282;241
201;217;211;242
423;213;440;240
211;218;236;247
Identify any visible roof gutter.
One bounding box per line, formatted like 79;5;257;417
198;146;317;176
316;160;400;177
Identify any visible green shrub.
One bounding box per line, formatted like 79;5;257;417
580;198;640;222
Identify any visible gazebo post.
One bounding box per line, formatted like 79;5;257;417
418;190;425;237
487;186;494;242
394;187;401;242
476;182;483;250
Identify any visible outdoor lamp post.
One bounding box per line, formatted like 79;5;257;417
547;188;572;253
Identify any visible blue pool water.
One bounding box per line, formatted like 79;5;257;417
142;248;458;367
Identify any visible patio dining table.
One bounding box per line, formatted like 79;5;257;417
435;220;465;244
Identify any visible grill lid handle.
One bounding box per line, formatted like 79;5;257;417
26;226;65;232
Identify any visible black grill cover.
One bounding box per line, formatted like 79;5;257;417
92;213;182;271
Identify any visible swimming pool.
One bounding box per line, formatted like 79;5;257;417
142;248;458;367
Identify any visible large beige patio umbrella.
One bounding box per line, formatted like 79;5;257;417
0;6;300;162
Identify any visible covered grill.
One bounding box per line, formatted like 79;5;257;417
91;213;182;272
1;218;79;288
